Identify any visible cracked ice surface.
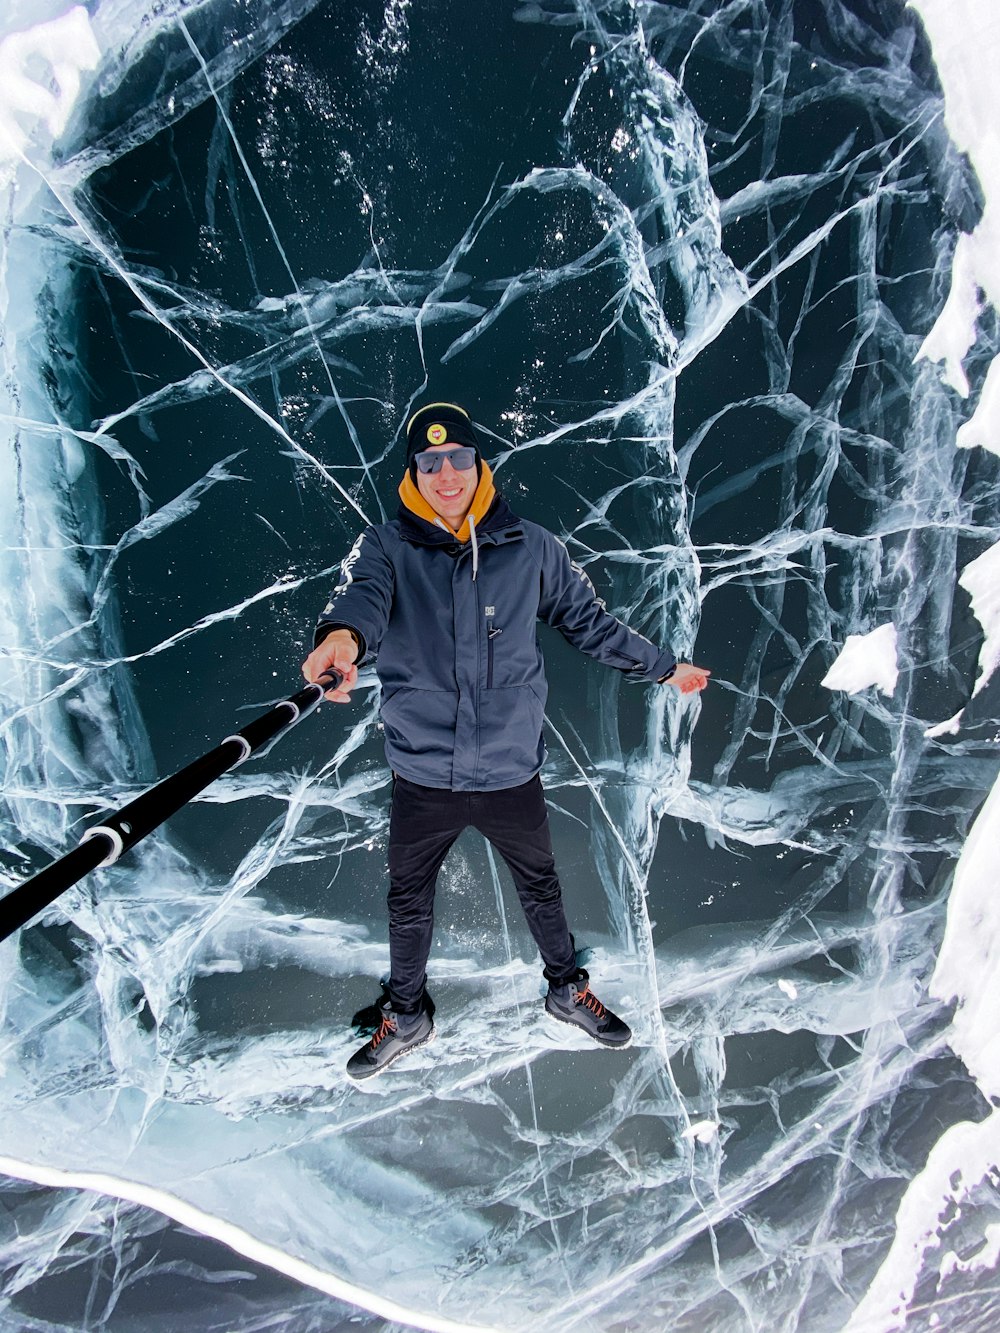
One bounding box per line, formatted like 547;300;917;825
2;1;1000;1330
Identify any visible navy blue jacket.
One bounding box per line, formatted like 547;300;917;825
316;494;675;791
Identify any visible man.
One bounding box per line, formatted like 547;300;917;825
303;402;709;1080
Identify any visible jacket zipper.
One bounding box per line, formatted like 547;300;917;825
487;621;501;688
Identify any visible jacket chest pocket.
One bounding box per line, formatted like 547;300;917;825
486;619;502;688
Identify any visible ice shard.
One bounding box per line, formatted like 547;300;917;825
1;1;999;1330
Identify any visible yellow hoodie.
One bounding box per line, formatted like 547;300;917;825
397;459;497;544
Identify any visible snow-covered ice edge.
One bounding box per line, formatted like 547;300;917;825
843;3;1000;1328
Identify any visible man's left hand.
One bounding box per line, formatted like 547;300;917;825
664;663;711;694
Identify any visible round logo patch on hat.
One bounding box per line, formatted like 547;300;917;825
426;423;448;445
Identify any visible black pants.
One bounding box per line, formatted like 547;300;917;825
386;773;579;1013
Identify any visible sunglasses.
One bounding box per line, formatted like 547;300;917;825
414;446;477;474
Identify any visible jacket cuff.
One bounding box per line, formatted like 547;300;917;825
314;622;367;661
624;647;676;684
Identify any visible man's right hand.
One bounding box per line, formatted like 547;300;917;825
302;629;360;703
664;663;711;694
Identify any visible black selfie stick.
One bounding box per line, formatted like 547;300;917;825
0;672;341;944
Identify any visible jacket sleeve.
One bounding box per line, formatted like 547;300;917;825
314;528;394;663
537;533;675;683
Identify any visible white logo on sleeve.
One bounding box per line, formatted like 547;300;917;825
332;533;365;598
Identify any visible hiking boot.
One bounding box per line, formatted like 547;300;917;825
346;1001;434;1081
545;970;632;1049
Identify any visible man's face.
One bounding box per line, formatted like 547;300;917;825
415;443;479;527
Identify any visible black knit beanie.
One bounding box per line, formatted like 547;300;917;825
405;402;482;479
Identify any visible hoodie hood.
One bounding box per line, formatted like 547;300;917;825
398;459;497;544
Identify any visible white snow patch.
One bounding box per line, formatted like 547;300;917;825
681;1120;718;1145
911;0;1000;459
916;229;980;396
845;770;1000;1332
821;623;898;696
923;710;964;739
956;354;1000;455
930;773;1000;1097
777;978;798;1000
843;1110;1000;1333
0;8;99;185
959;540;1000;696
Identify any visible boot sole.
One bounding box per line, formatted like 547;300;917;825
545;1008;633;1050
347;1026;436;1082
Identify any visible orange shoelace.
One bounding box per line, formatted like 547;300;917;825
371;1013;397;1049
575;985;606;1019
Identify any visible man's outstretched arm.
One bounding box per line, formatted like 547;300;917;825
302;529;394;702
537;533;710;693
